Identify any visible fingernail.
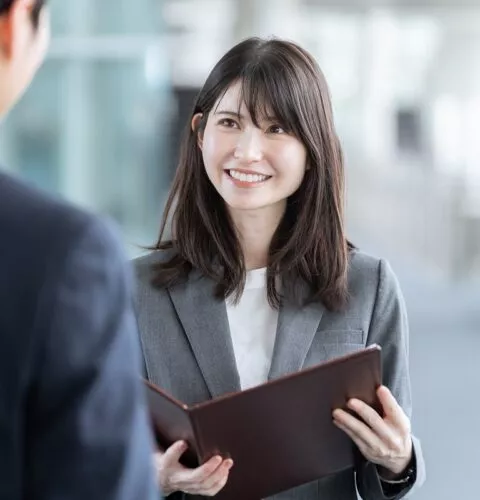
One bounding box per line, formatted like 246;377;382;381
225;459;234;469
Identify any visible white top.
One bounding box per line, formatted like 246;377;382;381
226;268;279;390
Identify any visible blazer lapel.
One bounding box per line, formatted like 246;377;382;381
168;272;241;399
268;286;326;380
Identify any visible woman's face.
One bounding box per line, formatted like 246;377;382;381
197;80;308;216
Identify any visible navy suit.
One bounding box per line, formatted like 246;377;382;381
0;171;159;499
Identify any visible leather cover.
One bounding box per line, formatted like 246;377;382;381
145;344;382;499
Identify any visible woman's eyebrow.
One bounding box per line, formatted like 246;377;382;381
214;110;244;119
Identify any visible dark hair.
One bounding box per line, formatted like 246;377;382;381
0;0;46;28
153;37;353;311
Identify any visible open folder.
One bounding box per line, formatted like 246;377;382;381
144;344;382;499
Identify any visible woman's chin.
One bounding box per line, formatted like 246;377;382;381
224;198;269;212
223;197;284;214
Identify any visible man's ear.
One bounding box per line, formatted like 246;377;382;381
0;4;15;58
0;0;35;59
191;113;204;149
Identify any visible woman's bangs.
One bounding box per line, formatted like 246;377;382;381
239;65;300;135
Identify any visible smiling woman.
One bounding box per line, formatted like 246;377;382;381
196;79;308;216
134;37;425;499
153;37;348;310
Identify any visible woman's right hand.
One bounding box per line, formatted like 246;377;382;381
154;441;234;496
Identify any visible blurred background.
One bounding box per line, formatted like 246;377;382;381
0;0;479;498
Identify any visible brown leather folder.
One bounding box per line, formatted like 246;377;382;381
145;344;382;499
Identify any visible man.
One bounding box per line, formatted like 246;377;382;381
0;1;160;498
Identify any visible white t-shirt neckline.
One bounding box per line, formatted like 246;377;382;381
226;267;279;390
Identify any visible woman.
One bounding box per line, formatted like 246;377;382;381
135;37;425;499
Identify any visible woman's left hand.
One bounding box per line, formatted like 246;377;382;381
332;385;412;477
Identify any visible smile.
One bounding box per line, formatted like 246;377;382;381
227;169;272;184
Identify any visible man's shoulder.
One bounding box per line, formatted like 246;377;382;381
1;171;105;249
1;170;87;224
0;171;122;273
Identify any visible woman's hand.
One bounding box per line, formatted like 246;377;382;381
333;385;412;476
154;441;233;496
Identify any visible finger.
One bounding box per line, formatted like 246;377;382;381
333;418;367;449
200;465;231;496
333;409;385;451
176;455;223;485
347;399;398;445
162;440;189;468
347;398;384;429
201;459;233;491
377;386;410;432
333;419;377;462
152;451;163;483
153;450;163;467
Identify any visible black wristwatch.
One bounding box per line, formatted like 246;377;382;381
379;464;415;486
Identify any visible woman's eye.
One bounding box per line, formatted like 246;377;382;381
268;124;285;134
219;118;238;128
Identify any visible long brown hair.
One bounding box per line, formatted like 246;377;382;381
152;37;352;311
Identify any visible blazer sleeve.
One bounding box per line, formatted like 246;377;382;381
24;215;161;500
355;259;426;500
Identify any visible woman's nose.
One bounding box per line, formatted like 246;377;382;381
233;130;263;163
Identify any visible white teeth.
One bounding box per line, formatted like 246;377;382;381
229;170;269;183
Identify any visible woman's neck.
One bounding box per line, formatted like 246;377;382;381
229;203;285;271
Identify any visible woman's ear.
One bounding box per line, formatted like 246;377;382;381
191;113;204;149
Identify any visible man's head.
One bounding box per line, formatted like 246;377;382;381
0;0;49;119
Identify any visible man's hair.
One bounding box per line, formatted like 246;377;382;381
0;0;46;28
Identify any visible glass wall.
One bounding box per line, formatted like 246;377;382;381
0;0;172;255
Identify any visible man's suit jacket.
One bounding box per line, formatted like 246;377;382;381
135;249;426;500
0;172;159;500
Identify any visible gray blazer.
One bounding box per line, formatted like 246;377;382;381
134;249;425;500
